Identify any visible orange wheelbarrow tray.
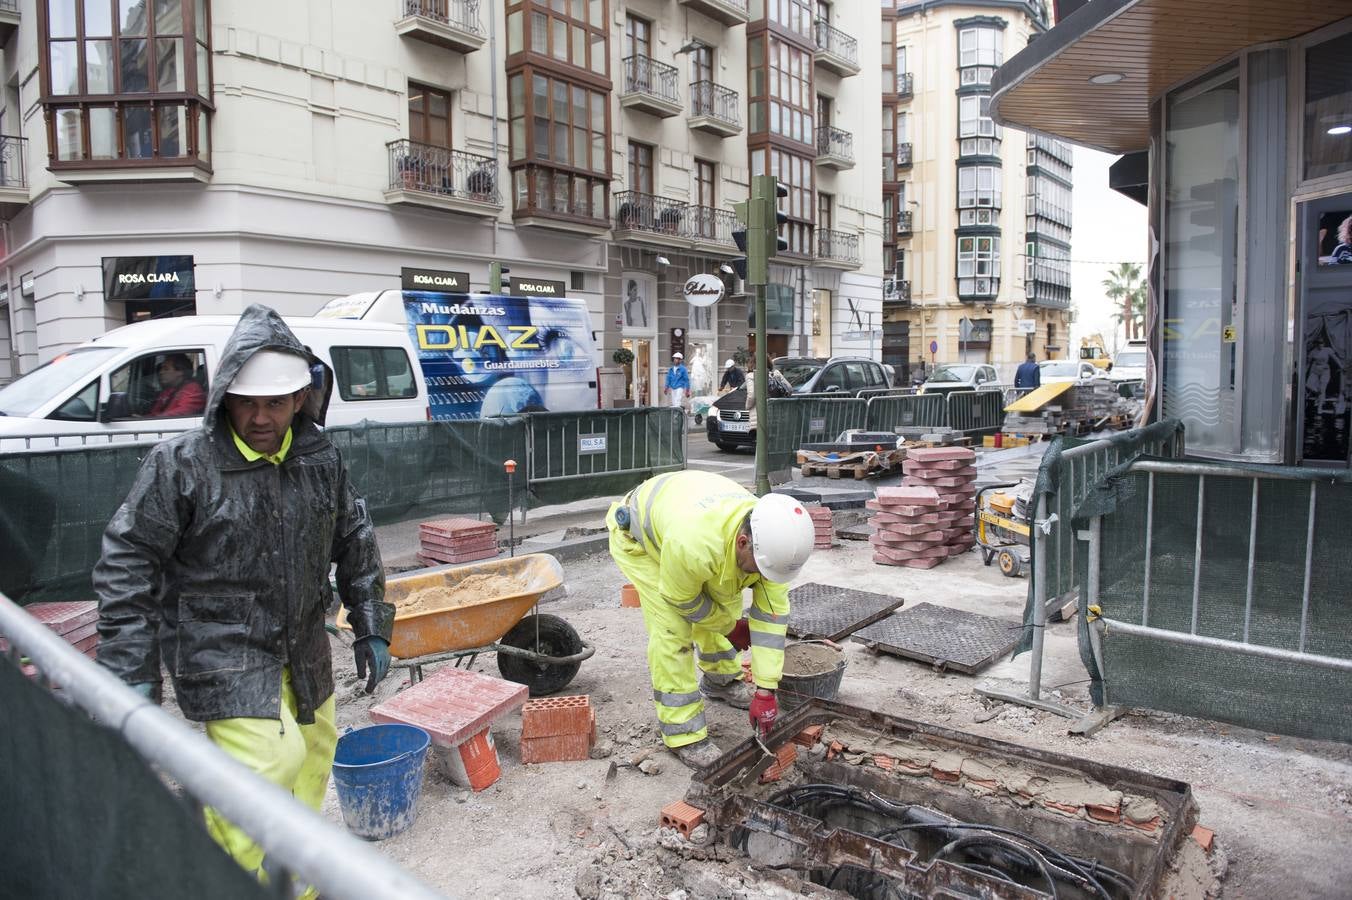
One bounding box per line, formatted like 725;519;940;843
336;553;594;696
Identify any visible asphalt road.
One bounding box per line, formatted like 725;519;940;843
682;417;756;487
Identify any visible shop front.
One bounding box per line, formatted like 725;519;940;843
103;255;197;323
992;2;1352;466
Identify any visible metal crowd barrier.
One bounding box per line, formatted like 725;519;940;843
1079;460;1352;740
523;407;685;506
862;393;947;433
0;593;445;900
943;390;1004;435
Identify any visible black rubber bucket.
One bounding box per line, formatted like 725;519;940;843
777;641;847;711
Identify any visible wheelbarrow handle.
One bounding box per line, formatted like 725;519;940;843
492;638;596;666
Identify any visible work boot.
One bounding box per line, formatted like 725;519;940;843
700;674;753;709
670;738;723;769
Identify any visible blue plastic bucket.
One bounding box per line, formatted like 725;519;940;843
331;723;431;840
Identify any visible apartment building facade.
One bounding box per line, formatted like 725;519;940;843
0;0;882;405
880;0;1072;384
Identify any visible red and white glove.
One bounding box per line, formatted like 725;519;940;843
749;689;778;737
726;617;751;651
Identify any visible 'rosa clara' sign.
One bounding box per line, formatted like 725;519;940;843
682;273;724;308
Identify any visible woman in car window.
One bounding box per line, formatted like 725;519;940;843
146;353;206;417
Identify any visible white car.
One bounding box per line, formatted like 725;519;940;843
1111;342;1147;382
1037;360;1104;384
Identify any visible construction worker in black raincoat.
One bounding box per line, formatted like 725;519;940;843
94;303;394;893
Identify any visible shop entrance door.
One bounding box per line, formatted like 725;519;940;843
1297;195;1352;467
125;300;196;324
621;337;653;405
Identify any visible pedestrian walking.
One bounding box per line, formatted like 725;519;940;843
665;351;690;411
1014;353;1041;389
719;359;746;392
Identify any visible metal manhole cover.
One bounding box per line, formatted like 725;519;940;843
787;583;905;642
851;602;1020;674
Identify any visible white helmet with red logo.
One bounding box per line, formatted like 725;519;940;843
749;493;816;583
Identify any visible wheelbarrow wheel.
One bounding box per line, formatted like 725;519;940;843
498;613;584;696
998;549;1022;578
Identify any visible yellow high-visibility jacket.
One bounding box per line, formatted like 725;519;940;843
621;471;790;689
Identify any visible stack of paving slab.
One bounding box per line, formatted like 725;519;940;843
2;602;101;664
418;517;499;566
807;505;835;549
865;446;977;568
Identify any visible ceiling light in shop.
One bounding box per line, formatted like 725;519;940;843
1328;125;1352;136
1088;72;1125;85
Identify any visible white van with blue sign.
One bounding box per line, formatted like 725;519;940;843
314;287;599;420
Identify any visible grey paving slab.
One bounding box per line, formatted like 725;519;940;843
787;582;906;642
851;602;1021;675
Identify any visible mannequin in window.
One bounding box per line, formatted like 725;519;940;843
146;353;207;418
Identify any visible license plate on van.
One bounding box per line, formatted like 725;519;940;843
721;421;750;433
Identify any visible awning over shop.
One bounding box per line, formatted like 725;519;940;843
990;0;1352;154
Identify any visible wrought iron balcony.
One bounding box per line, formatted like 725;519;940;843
687;205;739;252
620;56;682;118
815;228;861;269
689;81;741;136
813;19;860;76
0;135;29;218
677;0;749;26
897;143;913;169
896;72;913;99
815;125;854;170
883;278;912;305
385;141;500;217
395;0;486;53
614;191;688;243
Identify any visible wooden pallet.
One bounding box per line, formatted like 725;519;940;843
801;460;872;479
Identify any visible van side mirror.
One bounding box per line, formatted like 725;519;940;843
102;392;130;422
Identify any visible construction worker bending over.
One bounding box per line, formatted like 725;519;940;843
94;304;395;896
608;471;816;768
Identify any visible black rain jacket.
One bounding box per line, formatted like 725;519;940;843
94;304;394;724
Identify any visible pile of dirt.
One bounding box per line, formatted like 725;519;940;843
396;572;525;616
782;642;842;677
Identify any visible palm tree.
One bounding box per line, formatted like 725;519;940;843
1103;262;1146;340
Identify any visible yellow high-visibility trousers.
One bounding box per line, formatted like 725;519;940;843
203;667;337;899
610;516;743;748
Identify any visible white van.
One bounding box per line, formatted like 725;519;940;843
315;289;599;419
0;316;429;451
1111;340;1148;382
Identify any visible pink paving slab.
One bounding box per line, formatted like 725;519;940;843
369;666;528;747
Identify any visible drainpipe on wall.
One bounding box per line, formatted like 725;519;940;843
488;0;500;262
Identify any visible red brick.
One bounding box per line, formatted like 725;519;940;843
521;728;594;763
759;742;797;784
659;800;706;837
1085;803;1121;824
520;694;593;738
1042;800;1081;817
620;583;641;608
931;764;961;783
826;740;845;760
792;724;824;748
24;601;99;636
904;446;976;463
1124;816;1163;835
876;485;941;506
370;666;527;747
873;754;895;771
1191;824;1215;854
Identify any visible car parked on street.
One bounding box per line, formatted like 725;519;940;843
1037;360;1105;384
705;355;893;452
916;363;1001;395
1110;341;1148;382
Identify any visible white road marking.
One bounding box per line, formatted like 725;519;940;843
687;458;755;469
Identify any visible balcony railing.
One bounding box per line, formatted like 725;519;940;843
0;1;17;13
816;125;854;163
897;143;913;169
678;0;749;25
895;210;912;237
387;140;499;204
884;278;912;304
813;19;860;72
687;205;738;246
690;81;740;129
403;0;483;35
0;135;28;190
896;72;913;99
622;55;680;108
816;228;860;266
614;190;687;236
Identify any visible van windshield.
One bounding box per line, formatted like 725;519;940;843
0;347;121;416
1116;351;1146;368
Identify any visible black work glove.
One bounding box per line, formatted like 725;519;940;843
354;636;391;694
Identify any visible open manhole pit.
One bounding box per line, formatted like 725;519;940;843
688;700;1200;900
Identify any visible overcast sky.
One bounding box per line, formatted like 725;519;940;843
1069;146;1149;355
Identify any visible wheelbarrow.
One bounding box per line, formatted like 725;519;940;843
336;553;593;696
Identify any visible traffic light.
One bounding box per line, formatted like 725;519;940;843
731;200;750;282
489;261;510;293
770;181;789;258
752;175;790;261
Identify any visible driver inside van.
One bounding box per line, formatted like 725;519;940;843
145;353;207;418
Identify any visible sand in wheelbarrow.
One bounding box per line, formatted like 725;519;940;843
396;573;525;616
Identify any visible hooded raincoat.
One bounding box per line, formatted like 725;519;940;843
94;304;394;724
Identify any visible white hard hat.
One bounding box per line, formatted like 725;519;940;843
673;352;684;359
725;359;735;368
228;350;312;396
749;493;816;584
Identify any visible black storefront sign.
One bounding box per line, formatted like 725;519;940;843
509;277;566;297
102;256;195;301
402;267;471;292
